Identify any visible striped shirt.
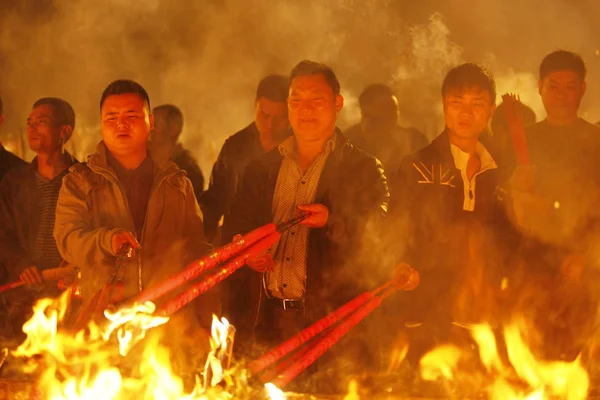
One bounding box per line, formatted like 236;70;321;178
31;161;72;270
266;135;336;299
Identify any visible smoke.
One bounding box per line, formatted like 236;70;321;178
1;0;597;172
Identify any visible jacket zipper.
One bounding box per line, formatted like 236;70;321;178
137;172;174;291
89;164;176;292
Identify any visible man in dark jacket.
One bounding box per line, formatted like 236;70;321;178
510;50;600;270
0;96;27;184
199;75;290;243
0;97;78;338
150;104;205;200
223;61;389;357
508;50;600;361
387;63;518;364
0;95;27;289
344;84;428;172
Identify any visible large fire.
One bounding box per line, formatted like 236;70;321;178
419;316;589;399
9;292;240;399
5;277;589;399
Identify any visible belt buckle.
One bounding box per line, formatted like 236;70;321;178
282;298;301;311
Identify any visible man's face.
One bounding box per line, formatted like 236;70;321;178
361;94;399;136
26;105;67;154
254;97;289;141
443;86;495;141
288;74;343;142
101;93;153;156
539;70;585;123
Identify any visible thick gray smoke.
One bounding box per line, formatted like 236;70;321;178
0;0;599;176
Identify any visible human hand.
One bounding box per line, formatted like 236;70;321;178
233;234;275;272
20;266;43;285
297;204;329;228
111;230;140;257
246;253;275;272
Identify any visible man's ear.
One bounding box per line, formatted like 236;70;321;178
61;125;73;142
335;94;344;112
148;113;155;131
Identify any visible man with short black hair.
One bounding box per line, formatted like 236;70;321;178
199;74;290;243
388;63;517;362
150;104;205;200
510;51;600;257
0;95;27;183
0;97;78;336
54;80;215;326
224;60;389;355
506;50;600;361
345;84;428;171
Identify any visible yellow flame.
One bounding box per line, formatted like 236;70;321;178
103;301;169;356
343;378;360;400
11;293;236;399
420;319;589;399
419;344;462;381
210;315;230;350
264;383;286;400
204;315;234;389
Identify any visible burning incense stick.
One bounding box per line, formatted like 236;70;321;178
251;264;419;385
156;231;282;317
0;264;77;294
129;211;311;307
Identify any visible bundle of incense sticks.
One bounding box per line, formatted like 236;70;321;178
250;264;420;387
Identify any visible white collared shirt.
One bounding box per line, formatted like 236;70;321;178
450;142;497;212
266;135;336;299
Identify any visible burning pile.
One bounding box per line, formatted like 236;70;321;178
420;316;589;399
0;217;300;400
0;212;592;399
9;293;237;399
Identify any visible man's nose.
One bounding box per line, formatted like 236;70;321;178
117;117;129;129
299;99;316;111
459;104;474;116
26;122;37;133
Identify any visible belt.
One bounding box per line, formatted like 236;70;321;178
268;297;304;311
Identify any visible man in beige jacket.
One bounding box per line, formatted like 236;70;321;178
54;80;215;327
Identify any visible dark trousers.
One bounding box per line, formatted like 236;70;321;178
254;298;308;349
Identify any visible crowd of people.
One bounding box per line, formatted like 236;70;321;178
0;49;599;392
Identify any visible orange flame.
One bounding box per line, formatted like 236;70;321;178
11;292;237;399
420;318;589;399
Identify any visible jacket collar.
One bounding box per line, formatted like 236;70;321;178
431;129;498;169
87;141;180;180
278;130;339;159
